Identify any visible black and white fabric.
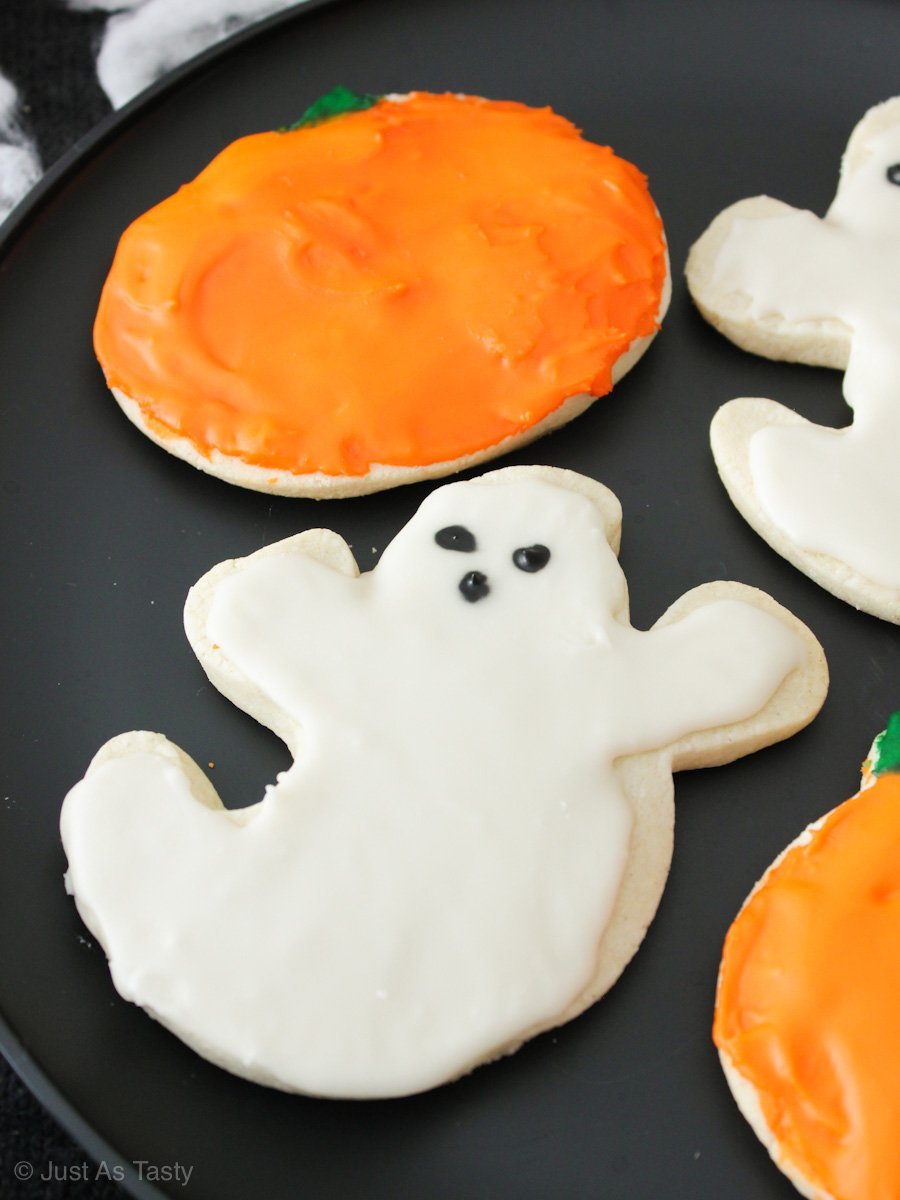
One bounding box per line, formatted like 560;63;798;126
0;0;307;223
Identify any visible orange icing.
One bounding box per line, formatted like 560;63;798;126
714;770;900;1200
93;92;667;477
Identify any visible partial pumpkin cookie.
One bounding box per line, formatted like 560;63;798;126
715;714;900;1200
94;89;670;497
686;97;900;622
61;465;826;1099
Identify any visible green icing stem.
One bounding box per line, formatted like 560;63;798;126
870;711;900;776
284;86;383;131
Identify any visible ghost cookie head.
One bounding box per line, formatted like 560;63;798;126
686;96;900;369
833;96;900;241
60;466;827;1099
374;467;627;628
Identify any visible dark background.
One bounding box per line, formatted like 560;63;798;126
1;2;899;1198
2;8;129;1196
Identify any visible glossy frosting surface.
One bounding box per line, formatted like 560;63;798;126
61;475;802;1098
94;92;667;476
715;769;900;1200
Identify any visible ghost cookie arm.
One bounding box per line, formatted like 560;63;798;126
184;529;359;751
60;729;233;969
614;582;827;770
686;196;852;370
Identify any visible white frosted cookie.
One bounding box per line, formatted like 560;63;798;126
714;716;900;1200
686;97;900;622
93;89;670;498
61;466;827;1098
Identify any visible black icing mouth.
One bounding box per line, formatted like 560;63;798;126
459;570;489;602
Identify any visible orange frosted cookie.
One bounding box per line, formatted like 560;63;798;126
94;89;669;496
714;713;900;1200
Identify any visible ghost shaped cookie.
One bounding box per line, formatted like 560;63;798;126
686;97;900;623
61;466;827;1099
715;714;900;1200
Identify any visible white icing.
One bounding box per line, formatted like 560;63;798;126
711;115;900;590
61;475;804;1097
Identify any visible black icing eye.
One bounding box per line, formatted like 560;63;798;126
886;164;900;186
513;544;551;573
435;525;476;552
459;570;490;603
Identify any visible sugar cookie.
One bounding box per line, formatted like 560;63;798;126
715;714;900;1200
61;466;826;1098
94;90;669;497
686;98;900;622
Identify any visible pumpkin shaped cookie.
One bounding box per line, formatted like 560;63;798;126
715;714;900;1200
94;90;669;496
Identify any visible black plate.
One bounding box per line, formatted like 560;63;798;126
2;1;899;1196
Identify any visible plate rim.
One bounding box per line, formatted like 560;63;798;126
0;0;346;264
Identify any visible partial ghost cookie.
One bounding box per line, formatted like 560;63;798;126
686;97;900;622
61;466;826;1099
94;89;670;498
715;714;900;1200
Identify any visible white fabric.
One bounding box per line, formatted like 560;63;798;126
68;0;307;109
0;72;42;224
